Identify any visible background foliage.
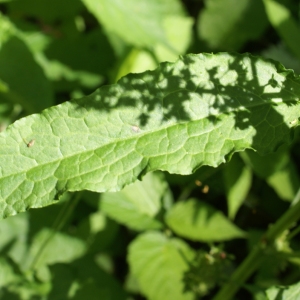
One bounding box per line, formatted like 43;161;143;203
1;0;300;299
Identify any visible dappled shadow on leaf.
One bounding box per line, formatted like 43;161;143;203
72;52;300;171
2;53;300;218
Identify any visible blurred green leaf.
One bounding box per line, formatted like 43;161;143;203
198;0;268;50
77;210;120;253
0;13;102;96
114;15;193;80
0;213;29;265
45;29;115;76
265;281;300;300
262;43;300;75
241;149;286;178
0;257;20;288
100;172;167;231
223;154;252;219
71;256;127;299
154;14;193;61
48;258;128;300
166;199;246;241
82;0;185;50
25;228;86;269
0;36;54;113
267;160;300;201
263;0;300;60
114;48;158;82
128;231;195;300
241;150;300;201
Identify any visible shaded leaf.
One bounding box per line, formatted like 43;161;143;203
198;0;268;50
0;36;54;113
223;154;252;219
76;210;120;253
241;149;300;201
45;28;115;77
262;43;300;75
72;256;127;300
6;0;83;22
25;228;86;269
263;0;300;60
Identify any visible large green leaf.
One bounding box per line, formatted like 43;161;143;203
165;199;246;241
128;231;195;300
0;53;300;219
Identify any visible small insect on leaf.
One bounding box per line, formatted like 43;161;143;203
290;119;298;126
131;125;140;133
27;139;35;148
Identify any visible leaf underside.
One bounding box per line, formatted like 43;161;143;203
0;52;300;219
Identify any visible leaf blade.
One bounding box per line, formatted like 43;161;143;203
0;53;300;218
127;231;195;300
165;199;246;242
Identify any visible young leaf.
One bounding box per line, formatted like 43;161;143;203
165;199;246;241
0;53;300;219
128;231;195;300
100;172;167;231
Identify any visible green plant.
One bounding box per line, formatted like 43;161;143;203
1;0;300;299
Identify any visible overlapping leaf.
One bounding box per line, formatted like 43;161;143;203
100;172;168;231
165;199;246;241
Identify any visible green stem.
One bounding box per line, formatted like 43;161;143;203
30;192;82;270
213;188;300;300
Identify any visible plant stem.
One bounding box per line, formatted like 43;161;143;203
213;188;300;300
30;192;82;270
